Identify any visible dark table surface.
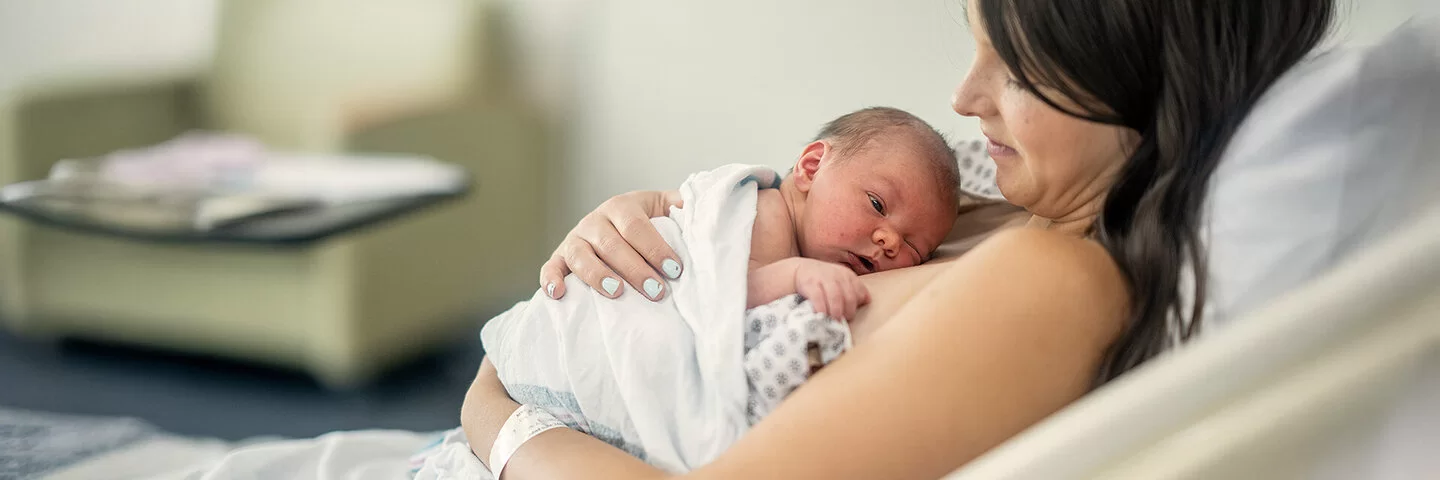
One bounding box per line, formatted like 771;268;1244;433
0;183;468;246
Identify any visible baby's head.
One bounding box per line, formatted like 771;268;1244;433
785;107;960;274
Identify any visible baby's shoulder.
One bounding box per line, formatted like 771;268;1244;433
752;189;787;222
750;189;797;265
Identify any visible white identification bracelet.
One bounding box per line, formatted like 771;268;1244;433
489;404;567;477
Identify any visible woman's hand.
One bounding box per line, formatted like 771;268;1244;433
541;190;685;301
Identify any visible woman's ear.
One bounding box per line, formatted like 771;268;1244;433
792;141;829;193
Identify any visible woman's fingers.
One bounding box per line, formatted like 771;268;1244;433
599;192;683;281
612;214;684;282
539;254;571;299
539;190;681;303
560;238;627;299
591;223;669;301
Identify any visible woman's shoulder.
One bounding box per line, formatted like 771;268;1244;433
962;227;1128;318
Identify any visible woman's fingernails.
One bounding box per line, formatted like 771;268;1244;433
643;278;664;299
601;277;621;296
662;259;682;279
546;283;556;298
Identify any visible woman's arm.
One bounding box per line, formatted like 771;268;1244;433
461;359;668;479
465;228;1128;479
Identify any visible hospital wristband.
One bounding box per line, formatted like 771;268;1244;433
489;404;568;477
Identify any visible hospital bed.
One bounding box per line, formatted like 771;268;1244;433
947;205;1440;479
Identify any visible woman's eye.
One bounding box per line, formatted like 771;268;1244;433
1004;76;1024;90
869;194;885;214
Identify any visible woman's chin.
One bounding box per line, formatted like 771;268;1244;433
992;170;1017;199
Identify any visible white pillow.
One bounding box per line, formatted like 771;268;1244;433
1203;18;1440;329
1201;19;1440;480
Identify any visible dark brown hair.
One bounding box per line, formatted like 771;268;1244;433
972;0;1335;382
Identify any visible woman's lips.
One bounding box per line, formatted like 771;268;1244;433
986;136;1018;157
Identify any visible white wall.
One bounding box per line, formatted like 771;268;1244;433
1334;0;1440;45
522;0;1440;239
545;0;977;238
0;0;217;95
1;0;1435;241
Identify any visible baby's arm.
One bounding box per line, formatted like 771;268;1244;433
747;189;804;308
748;259;803;308
747;189;868;319
749;258;870;321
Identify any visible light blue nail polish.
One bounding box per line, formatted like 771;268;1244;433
662;259;682;279
546;283;556;298
602;277;621;296
643;278;664;299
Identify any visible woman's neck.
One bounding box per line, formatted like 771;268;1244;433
1028;215;1095;237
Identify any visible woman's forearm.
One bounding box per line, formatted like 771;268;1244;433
501;428;671;480
461;359;673;479
460;359;518;461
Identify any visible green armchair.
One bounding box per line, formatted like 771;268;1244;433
0;0;551;387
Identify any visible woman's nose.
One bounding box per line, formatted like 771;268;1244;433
952;67;995;118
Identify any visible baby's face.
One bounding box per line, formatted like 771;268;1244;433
796;136;957;274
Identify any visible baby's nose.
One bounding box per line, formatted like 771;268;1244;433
873;250;918;272
874;230;900;256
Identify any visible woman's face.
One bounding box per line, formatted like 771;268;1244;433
953;0;1138;224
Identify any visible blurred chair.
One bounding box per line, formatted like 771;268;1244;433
0;0;552;387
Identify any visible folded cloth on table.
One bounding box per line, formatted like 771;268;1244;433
50;131;466;204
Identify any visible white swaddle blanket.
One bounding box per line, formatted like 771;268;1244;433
480;164;779;472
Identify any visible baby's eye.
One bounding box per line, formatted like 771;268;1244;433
868;194;885;215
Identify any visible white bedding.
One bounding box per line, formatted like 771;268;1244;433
41;430;430;480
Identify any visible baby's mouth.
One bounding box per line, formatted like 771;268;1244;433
855;254;875;273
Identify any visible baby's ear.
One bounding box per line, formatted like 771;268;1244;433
792;141;828;193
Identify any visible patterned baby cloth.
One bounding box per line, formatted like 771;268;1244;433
742;294;854;424
954;137;1005;200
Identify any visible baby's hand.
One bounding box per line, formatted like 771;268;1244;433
793;258;870;322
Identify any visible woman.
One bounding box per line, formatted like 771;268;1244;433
462;0;1335;478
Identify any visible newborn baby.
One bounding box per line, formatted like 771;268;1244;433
746;107;960;322
730;107;959;423
478;107;959;472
